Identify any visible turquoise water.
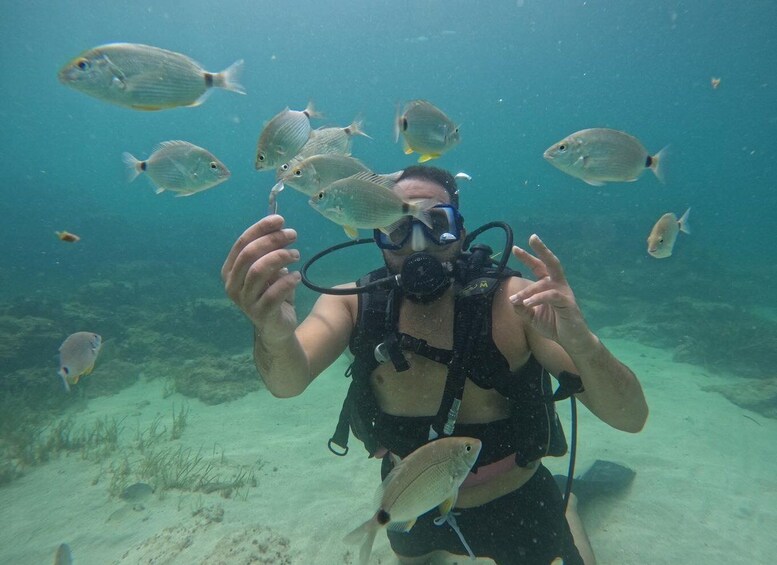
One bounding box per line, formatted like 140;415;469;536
2;0;776;562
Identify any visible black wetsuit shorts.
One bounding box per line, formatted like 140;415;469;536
385;464;584;565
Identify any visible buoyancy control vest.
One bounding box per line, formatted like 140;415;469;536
328;258;584;467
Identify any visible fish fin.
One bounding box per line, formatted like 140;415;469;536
678;207;691;235
213;59;246;94
583;179;605;187
121;152;143;182
650;144;670;184
346;116;372;139
438;494;458;517
174;191;198;197
188;88;214;108
154;187;165;195
343;518;379;565
380;170;404;183
72;374;81;385
388;518;416;532
403;146;414;155
343;225;359;239
349;171;397;190
131;104;170;111
417;153;440;163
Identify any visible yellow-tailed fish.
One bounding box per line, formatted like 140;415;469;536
123;141;230;196
275;117;371;177
395;100;460;163
254;103;321;170
58;332;102;392
647;207;691;258
309;171;436;239
58;43;245;111
544;128;668;186
344;437;482;565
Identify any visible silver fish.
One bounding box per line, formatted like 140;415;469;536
58;43;245;111
647;207;691;258
255;103;321;170
344;437;482;565
395;100;460;163
58;332;102;392
276;118;371;176
123;141;230;196
308;171;435;239
280;154;375;196
544;128;668;186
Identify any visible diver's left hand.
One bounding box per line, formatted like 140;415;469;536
509;234;597;356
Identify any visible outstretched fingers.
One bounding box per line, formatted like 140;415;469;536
527;234;567;284
221;214;285;281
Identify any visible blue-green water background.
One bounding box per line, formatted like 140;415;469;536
1;1;777;562
3;0;775;302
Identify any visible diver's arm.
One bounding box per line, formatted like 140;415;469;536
255;291;355;398
527;329;647;433
506;235;648;432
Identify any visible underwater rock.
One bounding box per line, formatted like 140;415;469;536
0;314;60;374
703;378;777;420
172;353;263;405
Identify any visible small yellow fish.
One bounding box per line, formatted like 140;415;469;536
58;43;245;111
309;171;435;239
344;437;481;565
711;77;721;90
255;103;321;170
395;100;461;163
647;208;691;258
544;128;668;186
58;332;102;392
123;141;230;196
55;230;80;243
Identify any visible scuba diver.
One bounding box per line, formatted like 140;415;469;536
221;166;648;565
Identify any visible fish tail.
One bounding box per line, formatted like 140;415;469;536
678;207;691;235
411;198;439;230
303;100;323;120
214;59;246;95
650;145;670;184
121;152;144;182
343;519;379;565
58;370;71;393
346;116;372;139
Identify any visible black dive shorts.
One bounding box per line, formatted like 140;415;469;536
385;464;584;565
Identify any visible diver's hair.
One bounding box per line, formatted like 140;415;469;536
397;165;459;207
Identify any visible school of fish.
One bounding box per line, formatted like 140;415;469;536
54;38;690;561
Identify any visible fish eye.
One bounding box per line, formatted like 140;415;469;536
558;144;567;152
465;444;472;452
209;161;218;170
293;168;302;177
258;154;265;162
280;163;289;171
76;58;90;71
658;237;664;243
316;191;324;200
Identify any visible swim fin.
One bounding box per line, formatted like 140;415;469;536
554;460;636;506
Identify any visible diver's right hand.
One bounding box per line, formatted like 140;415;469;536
221;215;301;342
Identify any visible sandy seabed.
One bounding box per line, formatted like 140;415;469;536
1;338;775;564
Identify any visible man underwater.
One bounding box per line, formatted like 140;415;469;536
222;166;648;564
